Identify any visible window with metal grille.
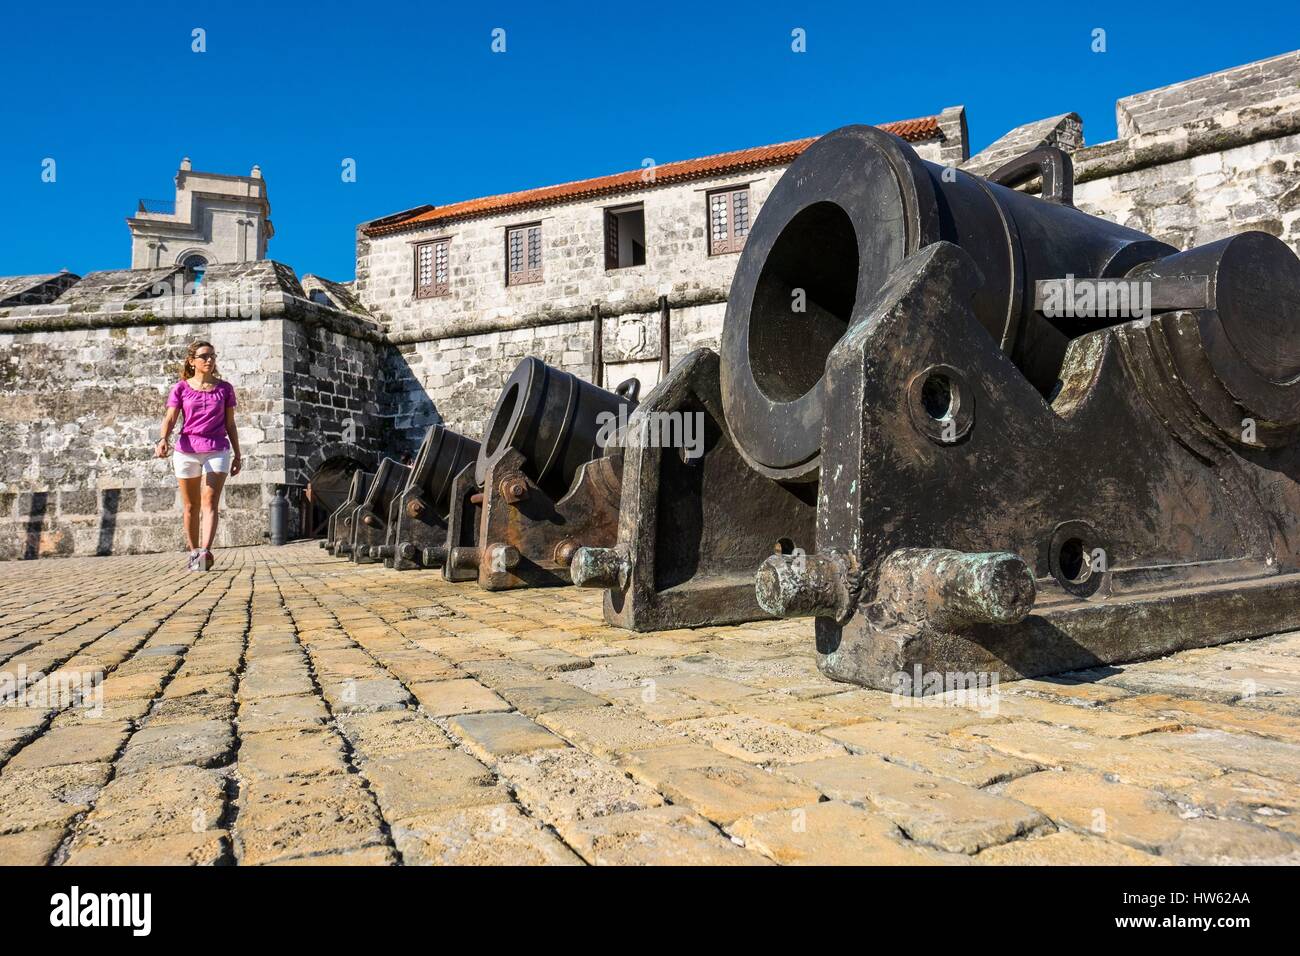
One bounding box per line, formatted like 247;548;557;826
707;186;750;255
415;239;450;298
506;223;543;285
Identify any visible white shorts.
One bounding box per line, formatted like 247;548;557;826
173;448;232;478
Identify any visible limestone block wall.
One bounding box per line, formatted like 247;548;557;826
283;320;391;485
357;165;788;343
1072;132;1300;257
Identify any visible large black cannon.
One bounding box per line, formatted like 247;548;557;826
326;469;373;557
575;123;1300;690
442;357;638;589
381;424;480;570
350;457;411;564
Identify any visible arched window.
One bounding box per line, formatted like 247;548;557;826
182;254;208;287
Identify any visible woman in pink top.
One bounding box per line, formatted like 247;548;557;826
153;341;243;571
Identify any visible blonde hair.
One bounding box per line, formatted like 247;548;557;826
180;341;221;381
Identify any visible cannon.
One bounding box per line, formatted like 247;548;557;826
442;357;639;589
350;457;411;564
326;469;373;557
748;127;1300;691
381;424;480;570
575;123;1300;691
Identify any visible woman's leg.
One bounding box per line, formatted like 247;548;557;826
200;470;228;549
178;476;202;550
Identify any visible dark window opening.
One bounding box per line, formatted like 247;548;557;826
604;204;647;270
182;254;208;287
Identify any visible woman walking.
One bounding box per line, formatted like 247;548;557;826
154;341;242;570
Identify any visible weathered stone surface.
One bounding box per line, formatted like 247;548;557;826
4;542;1300;865
1109;693;1300;743
335;711;452;758
827;722;1038;787
64;830;230;866
675;714;846;765
321;677;412;714
73;765;226;846
237;694;330;733
363;750;507;821
536;706;686;757
235;774;387;866
564;806;767;866
236;729;348;780
1000;771;1186;853
1161;817;1300;865
447;712;568;762
1165;772;1300;837
730;801;969;865
780;754;1049;853
617;743;822;826
6;722;130;770
392;803;582;865
0;762;112;833
115;720;234;775
409;678;510;717
498;681;608;716
954;722;1221;788
975;831;1167;865
497;747;665;825
0;828;63;865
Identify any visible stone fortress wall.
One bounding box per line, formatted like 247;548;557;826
1;51;1297;558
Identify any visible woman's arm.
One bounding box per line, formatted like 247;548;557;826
226;407;242;476
155;407;179;458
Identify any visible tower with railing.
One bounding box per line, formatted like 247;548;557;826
126;157;273;272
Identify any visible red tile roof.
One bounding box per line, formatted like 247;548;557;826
363;116;942;237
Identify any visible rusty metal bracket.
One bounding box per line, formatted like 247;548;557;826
441;462;484;582
470;447;624;590
325;469;373;557
385;424;480;570
571;348;817;629
350;457;410;564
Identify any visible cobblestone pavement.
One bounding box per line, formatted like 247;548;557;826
2;542;1299;865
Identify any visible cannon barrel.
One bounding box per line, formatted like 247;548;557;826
719;124;1177;483
331;469;374;556
408;424;481;521
387;424;481;569
350;458;411;563
475;357;639;501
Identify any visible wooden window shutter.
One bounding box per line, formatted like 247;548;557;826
507;223;543;285
415;241;435;298
415;239;450;298
605;210;619;270
708;186;750;255
432;239;450;295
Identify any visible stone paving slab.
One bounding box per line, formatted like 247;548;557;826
0;542;1298;865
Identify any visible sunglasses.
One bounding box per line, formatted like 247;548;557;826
193;353;217;361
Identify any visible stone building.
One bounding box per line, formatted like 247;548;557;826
1;50;1297;559
127;158;273;274
356;110;967;445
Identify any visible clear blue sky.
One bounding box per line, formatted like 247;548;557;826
1;1;1294;281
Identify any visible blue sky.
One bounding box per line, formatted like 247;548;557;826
1;1;1294;280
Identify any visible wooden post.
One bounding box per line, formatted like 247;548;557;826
658;295;671;381
591;303;603;387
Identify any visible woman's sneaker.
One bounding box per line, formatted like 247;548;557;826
186;549;202;572
201;549;214;572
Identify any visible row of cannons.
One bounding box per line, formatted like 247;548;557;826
325;124;1300;693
